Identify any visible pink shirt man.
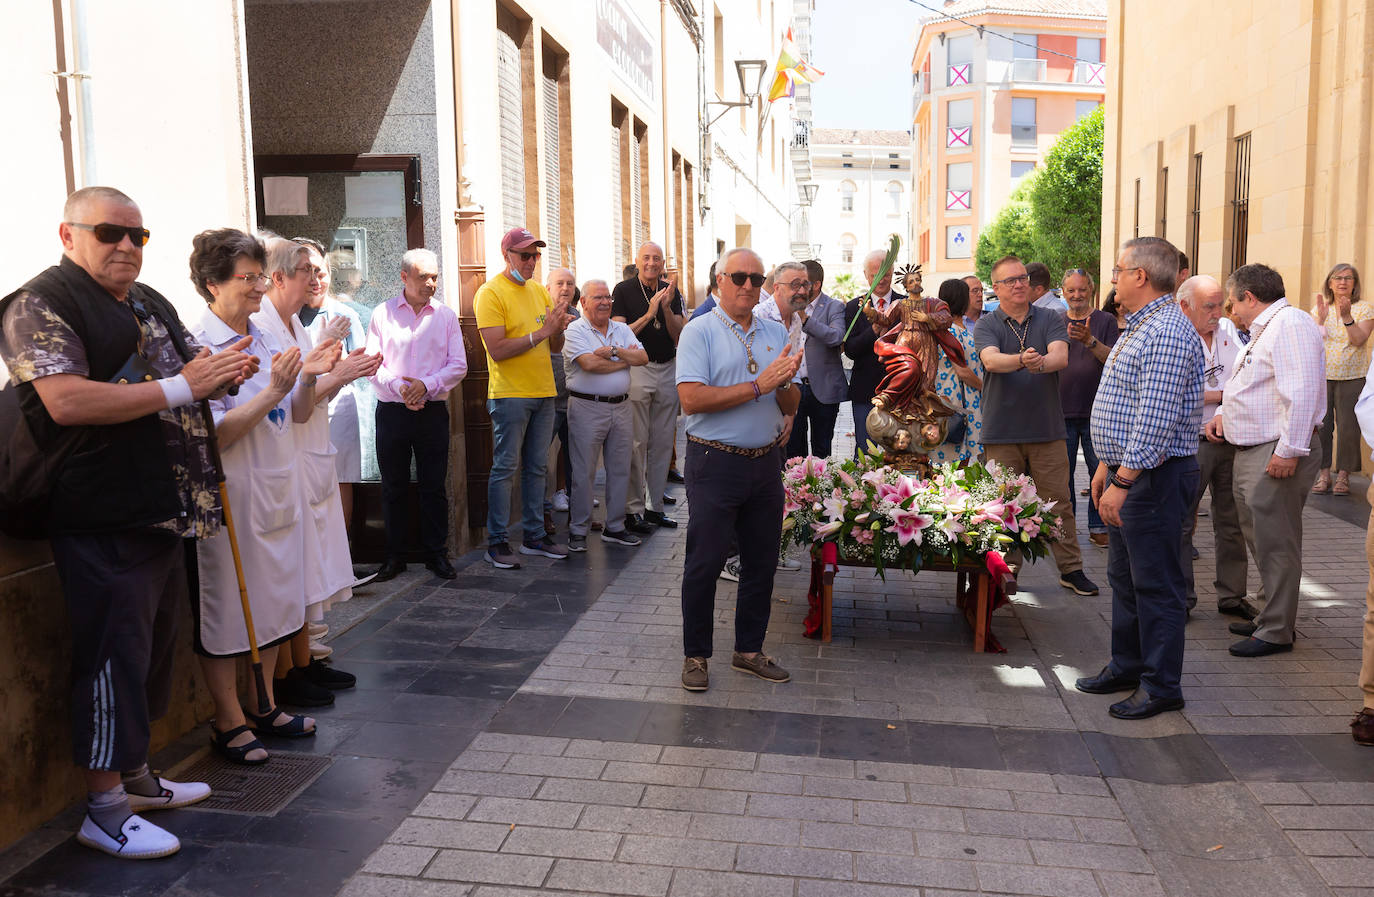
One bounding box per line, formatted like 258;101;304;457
366;294;467;403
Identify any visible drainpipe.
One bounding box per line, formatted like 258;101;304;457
70;0;97;185
661;0;675;270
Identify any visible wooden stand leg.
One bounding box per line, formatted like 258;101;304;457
822;570;834;643
972;572;989;653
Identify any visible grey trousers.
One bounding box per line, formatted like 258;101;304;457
568;395;632;536
1184;439;1249;608
1232;432;1321;645
628;360;678;515
1318;378;1363;472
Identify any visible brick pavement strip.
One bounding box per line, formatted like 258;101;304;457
615;834;738;870
423;849;552;887
544;858;675;896
500;825;623;860
339;876;474;897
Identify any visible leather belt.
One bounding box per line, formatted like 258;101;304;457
687;433;782;459
569;389;628;404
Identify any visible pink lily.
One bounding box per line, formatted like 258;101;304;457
886;508;934;546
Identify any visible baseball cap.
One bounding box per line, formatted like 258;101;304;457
501;227;547;253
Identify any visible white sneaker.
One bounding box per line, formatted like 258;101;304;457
351;570;380;589
552;489;570;512
719;556;742;582
307;622;329;638
76;813;181;859
126;777;212;813
778;553;802;570
310;642;333;659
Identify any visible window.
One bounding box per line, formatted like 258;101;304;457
1076;37;1102;64
946;162;972;212
1011;33;1043;81
1075;100;1100;120
947;98;973;149
1011;161;1035;181
1011;98;1036;145
946;34;973;86
886;181;904;214
840;181;856;213
841;151;853;169
946;225;972;259
1231;133;1251;272
840;233;856;263
610;101;627;265
713;7;724;96
1189;153;1202;271
542;43;572;267
889;153;899;159
496;17;527;233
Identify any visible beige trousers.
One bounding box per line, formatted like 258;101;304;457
627;360;679;515
984;440;1082;573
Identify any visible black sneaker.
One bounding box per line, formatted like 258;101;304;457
1059;570;1099;596
303;658;356;690
667;469;685;484
568;534;587;553
274;666;335;707
601;529;641;546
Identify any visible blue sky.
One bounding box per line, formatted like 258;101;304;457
808;0;923;131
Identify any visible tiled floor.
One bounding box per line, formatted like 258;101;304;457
3;449;1374;897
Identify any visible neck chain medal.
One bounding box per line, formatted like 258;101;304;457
1004;307;1033;353
712;308;758;374
639;279;663;329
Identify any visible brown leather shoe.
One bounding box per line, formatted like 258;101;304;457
1089;533;1109;548
1352;708;1374;746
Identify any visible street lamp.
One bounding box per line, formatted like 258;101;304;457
705;58;770;128
800;182;819;206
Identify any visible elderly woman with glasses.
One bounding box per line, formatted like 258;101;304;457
1312;263;1368;495
187;229;340;764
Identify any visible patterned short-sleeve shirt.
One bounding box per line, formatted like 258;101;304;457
1;291;221;539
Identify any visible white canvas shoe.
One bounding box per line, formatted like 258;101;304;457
76;813;181;859
307;622;329;638
126;777;212;812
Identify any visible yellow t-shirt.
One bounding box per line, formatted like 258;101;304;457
474;274;555;399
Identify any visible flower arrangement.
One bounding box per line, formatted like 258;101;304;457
781;450;1062;576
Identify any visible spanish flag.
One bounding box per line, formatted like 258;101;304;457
767;26;824;102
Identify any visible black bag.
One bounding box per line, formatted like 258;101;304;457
0;375;84;540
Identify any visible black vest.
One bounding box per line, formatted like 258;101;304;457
0;257;192;534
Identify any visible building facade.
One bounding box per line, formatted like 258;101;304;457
909;0;1106;282
807;129;912;288
1102;0;1373;306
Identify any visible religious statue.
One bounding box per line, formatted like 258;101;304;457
860;265;967;471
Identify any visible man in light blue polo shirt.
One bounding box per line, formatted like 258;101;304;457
675;247;801;692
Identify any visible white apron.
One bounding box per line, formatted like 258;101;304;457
256;295;354;616
192;313;304;656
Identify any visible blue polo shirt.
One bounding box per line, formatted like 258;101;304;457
676;308;790;448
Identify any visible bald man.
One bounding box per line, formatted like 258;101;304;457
612;242;686;533
842;249;901;454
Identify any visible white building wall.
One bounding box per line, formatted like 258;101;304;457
809;140;911;291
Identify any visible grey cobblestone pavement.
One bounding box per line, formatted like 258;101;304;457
346;418;1374;897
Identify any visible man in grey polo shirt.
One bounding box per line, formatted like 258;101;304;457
676;247;801;692
974;254;1098;596
562;279;649;552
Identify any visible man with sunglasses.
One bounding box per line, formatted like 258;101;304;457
612;242;686;534
0;186;257;858
676;248;801;692
475;228;574;568
1177;275;1252;619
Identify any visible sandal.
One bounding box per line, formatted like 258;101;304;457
210;723;268;765
1312;470;1331;493
1334;471;1351;495
245;705;316;738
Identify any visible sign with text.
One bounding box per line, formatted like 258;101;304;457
597;0;654;103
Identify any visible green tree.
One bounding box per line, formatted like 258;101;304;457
829;272;861;301
975;177;1038;281
1027;105;1104;280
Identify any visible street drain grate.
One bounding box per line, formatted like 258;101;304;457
164;750;332;816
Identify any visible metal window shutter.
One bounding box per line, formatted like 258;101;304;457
497;30;525;232
542;72;561;267
630;129;643;250
611;124;623;267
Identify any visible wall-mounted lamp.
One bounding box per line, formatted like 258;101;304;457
800;183;819;206
704;58;769;129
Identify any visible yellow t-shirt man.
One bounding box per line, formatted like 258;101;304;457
474;274;555;399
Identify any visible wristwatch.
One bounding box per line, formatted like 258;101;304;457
611;348;620;361
778;380;795;392
1086;336;1098;349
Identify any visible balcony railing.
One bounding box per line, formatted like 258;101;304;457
792;119;810;149
1010;58;1047;82
1073;61;1106;86
1011;124;1037;146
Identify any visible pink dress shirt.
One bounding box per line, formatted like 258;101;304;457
366;294;468;402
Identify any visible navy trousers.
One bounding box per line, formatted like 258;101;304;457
1105;455;1199;701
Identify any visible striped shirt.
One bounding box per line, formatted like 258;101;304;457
1090;294;1204;470
1219;298;1325;457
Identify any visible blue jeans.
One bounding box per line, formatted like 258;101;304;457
1105;456;1198;701
487;397;554;546
1064;417;1104;534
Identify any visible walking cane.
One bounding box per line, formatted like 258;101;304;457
198;399;272;716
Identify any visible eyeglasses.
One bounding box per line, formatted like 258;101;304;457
67;222;151;247
778;279;810;292
1111;266;1144;278
724;271;766;288
515;250;541;262
1063;268;1091;280
293;264;322;280
1331;275;1357;283
994;274;1029;286
229;272;271;286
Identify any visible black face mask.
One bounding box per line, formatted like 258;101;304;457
298;305;322;327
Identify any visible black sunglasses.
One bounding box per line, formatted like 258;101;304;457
723;271;766;288
67;222;151;247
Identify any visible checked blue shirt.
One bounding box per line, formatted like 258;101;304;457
1090;294;1204;470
